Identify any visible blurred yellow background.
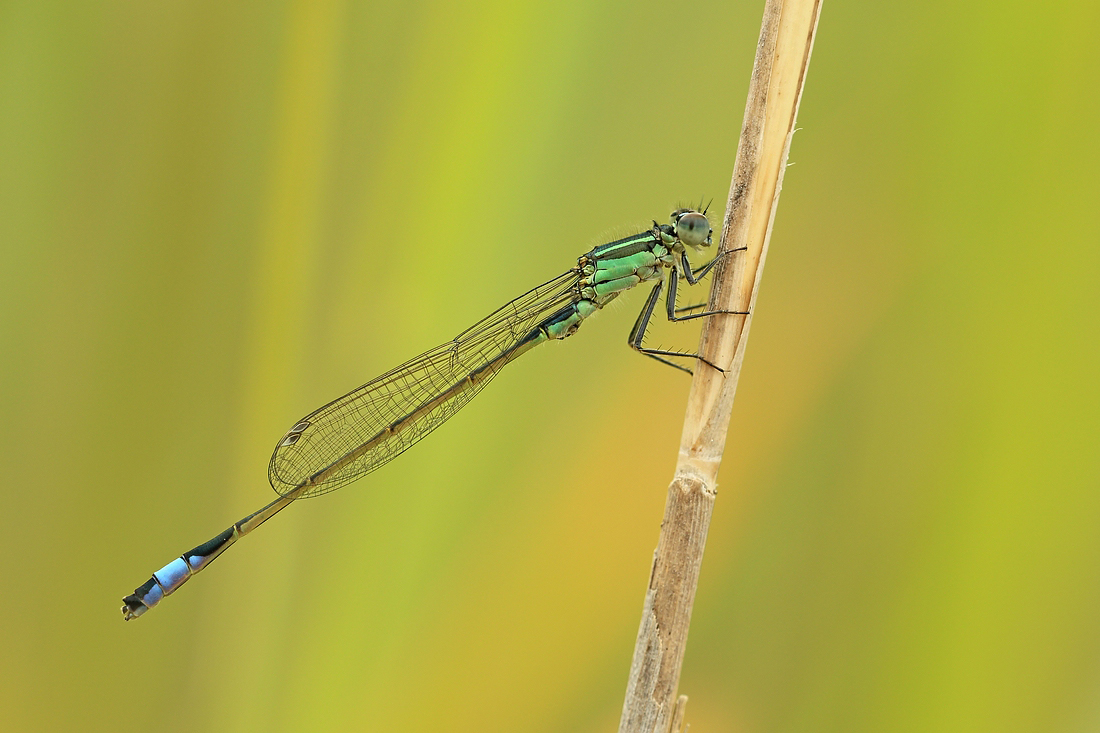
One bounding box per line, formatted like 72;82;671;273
2;1;1098;731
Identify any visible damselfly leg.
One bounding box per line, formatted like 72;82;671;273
627;247;750;375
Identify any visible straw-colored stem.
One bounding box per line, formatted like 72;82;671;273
617;1;823;731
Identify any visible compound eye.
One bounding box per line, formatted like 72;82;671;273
675;211;712;248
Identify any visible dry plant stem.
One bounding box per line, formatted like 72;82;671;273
617;1;823;731
668;696;688;733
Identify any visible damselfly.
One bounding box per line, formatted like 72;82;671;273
121;206;746;620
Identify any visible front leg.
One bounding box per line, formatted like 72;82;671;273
681;246;747;286
665;266;750;323
672;248;749;313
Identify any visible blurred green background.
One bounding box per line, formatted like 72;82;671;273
2;0;1098;731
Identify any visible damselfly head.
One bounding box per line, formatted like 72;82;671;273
671;209;712;250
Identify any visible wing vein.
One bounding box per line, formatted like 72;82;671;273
268;269;580;497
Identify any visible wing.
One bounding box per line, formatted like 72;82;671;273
268;269;580;497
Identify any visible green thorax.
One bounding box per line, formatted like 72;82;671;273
577;228;679;307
